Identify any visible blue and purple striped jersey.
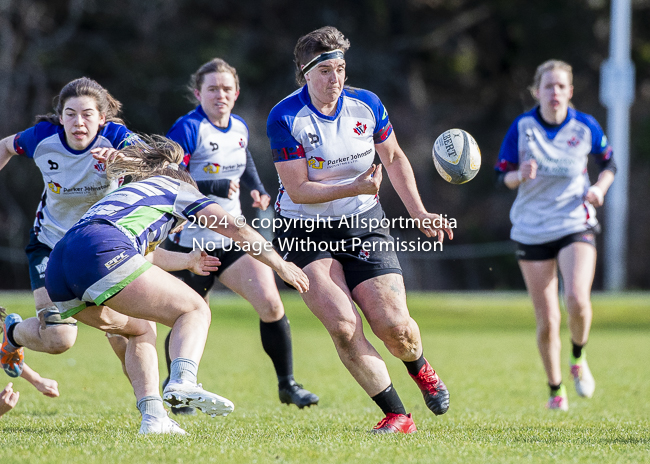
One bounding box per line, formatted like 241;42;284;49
78;176;215;255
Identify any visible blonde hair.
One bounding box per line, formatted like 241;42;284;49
36;77;124;125
528;60;573;100
106;135;196;187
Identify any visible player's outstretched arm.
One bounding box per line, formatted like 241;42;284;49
0;135;19;171
375;132;453;242
146;248;221;275
20;363;59;398
195;203;309;293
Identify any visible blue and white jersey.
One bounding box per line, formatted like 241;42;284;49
78;176;215;256
496;107;613;244
14;121;138;249
267;85;393;220
166;106;247;248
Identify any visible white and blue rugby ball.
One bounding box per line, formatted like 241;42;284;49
432;129;481;184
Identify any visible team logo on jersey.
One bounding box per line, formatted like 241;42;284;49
308;133;320;145
308;156;325;169
94;162;106;172
47;181;62;194
104;251;129;270
47;160;59;170
239;138;246;148
358;249;370;261
209;142;219;151
353;122;367;136
567;136;580;147
203;162;221;174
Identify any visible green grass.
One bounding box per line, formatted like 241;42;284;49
1;291;649;463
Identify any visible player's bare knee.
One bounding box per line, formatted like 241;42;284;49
41;325;77;354
564;292;590;314
329;320;359;352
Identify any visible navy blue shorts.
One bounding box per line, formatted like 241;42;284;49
45;220;151;319
25;228;52;291
161;239;246;298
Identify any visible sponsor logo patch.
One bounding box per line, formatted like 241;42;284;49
105;251;129;270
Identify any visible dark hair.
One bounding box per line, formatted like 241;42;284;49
294;26;350;86
188;58;239;100
35;77;124;125
106;135;197;188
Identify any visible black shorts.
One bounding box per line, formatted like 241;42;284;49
161;239;246;298
515;228;598;261
273;203;402;291
25;228;52;291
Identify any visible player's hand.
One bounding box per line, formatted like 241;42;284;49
518;159;537;183
91;147;124;164
415;212;454;243
277;262;309;293
0;383;19;417
353;164;383;195
251;190;271;211
585;185;605;207
187;250;220;276
34;378;59;398
228;181;240;199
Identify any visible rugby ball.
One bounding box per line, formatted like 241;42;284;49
432;129;481;184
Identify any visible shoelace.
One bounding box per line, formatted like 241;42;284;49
373;417;390;429
418;368;440;392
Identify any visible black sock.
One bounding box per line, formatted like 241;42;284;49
371;384;407;415
260;315;293;387
403;354;426;377
7;324;22;348
571;340;585;359
164;330;172;377
549;382;562;395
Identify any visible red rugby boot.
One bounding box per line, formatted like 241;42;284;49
410;360;450;415
371;413;417;434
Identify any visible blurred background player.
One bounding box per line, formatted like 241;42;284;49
495;60;616;411
267;26;453;434
0;77;146;379
159;58;318;414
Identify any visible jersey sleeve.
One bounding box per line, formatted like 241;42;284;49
267;105;306;162
13;122;58;159
101;122;140;149
495;119;520;174
166;114;200;168
580;113;615;172
346;88;393;144
174;181;217;220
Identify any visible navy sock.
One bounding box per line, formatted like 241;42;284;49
371;383;407;415
403;354;426;377
164;330;172;377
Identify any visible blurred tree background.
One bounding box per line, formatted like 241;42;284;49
1;0;649;290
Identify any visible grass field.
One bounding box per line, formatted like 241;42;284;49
1;290;649;463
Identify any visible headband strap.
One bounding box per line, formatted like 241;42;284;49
301;49;345;76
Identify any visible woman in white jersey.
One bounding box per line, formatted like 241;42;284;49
267;26;453;434
0;78;147;375
495;60;616;411
160;58;318;414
